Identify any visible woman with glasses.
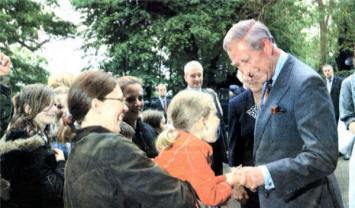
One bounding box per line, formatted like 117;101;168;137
117;76;158;158
63;71;196;207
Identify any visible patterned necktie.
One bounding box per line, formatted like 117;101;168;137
163;100;167;112
327;78;331;93
263;79;273;103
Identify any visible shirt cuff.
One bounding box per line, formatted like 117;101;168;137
260;165;275;190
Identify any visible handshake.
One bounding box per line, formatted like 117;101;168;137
225;166;265;203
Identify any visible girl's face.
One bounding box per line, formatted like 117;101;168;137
201;107;220;143
123;83;144;120
55;93;68;119
34;103;56;130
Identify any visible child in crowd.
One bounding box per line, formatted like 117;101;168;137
0;84;65;208
48;73;75;159
50;86;73;159
142;109;167;135
154;90;241;207
120;121;135;140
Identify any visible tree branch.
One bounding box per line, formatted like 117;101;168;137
17;39;50;51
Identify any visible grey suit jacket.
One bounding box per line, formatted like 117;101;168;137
254;55;343;208
340;73;355;128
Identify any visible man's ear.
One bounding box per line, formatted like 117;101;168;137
262;38;273;56
91;98;102;114
24;104;31;114
184;74;187;82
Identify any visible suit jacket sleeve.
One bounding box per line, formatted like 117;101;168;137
340;76;355;128
266;76;338;199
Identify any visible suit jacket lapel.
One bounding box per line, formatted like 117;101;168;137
253;55;294;156
330;76;337;95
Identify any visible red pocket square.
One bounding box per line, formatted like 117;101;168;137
271;106;286;114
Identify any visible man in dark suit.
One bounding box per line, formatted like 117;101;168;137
183;60;228;175
323;64;343;123
223;19;343;208
150;83;170;119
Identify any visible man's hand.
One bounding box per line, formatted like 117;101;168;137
237;166;264;191
0;53;11;76
232;183;249;204
226;165;244;185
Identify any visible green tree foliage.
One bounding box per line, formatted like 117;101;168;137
0;0;75;93
72;0;351;95
300;0;355;72
332;0;355;71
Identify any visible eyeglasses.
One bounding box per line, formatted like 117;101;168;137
101;97;126;105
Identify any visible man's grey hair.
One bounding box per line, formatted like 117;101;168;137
157;83;167;90
184;60;203;75
322;64;333;71
223;19;275;52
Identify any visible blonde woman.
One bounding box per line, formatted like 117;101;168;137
154;90;241;207
47;72;74;89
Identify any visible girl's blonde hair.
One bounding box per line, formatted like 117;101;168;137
156;90;215;151
48;72;75;89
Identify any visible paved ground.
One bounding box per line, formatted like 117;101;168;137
221;157;350;208
335;156;350;208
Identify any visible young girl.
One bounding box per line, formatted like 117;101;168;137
154;90;241;207
0;84;65;208
142;109;167;135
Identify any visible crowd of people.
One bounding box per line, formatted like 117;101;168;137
0;19;354;208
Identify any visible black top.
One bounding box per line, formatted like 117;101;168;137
132;118;158;158
228;89;256;167
1;130;64;208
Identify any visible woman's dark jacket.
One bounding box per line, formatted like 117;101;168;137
0;130;65;208
228;89;260;208
64;126;195;208
132;118;158;158
228;89;256;167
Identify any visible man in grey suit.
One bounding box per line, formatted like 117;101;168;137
223;19;343;208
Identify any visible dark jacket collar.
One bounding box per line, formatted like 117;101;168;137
73;126;111;143
0;130;45;155
5;129;29;141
